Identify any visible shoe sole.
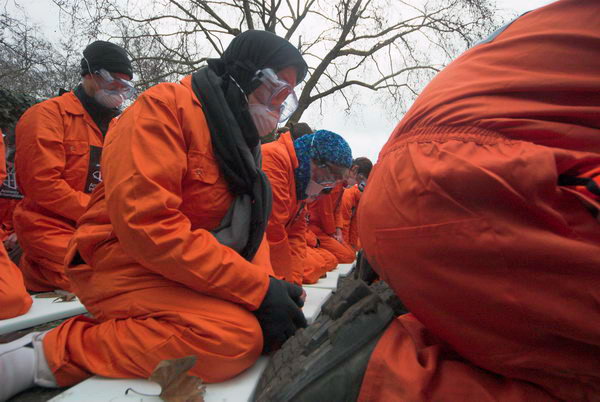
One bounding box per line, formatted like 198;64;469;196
253;280;395;402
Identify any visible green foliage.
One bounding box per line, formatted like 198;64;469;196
0;89;39;130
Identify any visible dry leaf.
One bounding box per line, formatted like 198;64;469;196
34;291;77;302
149;355;206;402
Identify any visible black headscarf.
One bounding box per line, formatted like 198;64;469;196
210;30;308;95
191;30;307;261
206;30;308;151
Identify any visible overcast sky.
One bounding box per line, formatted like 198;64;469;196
8;0;556;162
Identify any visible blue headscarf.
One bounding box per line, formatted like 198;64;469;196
293;130;353;200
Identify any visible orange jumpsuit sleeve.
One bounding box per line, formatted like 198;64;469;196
319;194;337;235
102;91;269;311
15;103;90;221
263;149;305;285
334;191;345;229
286;205;308;285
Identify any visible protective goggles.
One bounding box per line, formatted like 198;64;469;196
95;69;135;100
252;68;298;122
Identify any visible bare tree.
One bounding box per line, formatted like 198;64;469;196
52;0;502;121
0;5;81;98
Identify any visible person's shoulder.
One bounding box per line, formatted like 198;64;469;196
142;81;186;100
263;136;288;158
139;78;196;111
263;138;292;169
18;94;67;123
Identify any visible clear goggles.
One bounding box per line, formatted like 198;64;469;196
95;69;135;99
252;68;298;122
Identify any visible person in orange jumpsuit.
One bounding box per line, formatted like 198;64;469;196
0;129;32;320
0;30;313;401
308;181;356;264
358;1;600;400
13;40;134;291
254;1;600;401
0;127;22;263
270;122;339;284
304;225;338;283
262;129;352;285
338;185;361;250
337;157;372;251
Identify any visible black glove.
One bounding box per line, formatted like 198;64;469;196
254;277;307;353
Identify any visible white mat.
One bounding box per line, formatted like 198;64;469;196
337;263;354;277
51;357;269;402
302;287;333;324
0;296;87;335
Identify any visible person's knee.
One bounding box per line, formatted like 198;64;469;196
0;291;32;319
191;311;263;382
336;245;356;263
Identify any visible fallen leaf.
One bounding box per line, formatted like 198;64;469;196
34;291;77;302
149;355;205;402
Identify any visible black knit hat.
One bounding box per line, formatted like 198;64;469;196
80;41;133;80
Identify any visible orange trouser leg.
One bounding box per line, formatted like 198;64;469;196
358;140;600;400
313;247;337;272
43;287;263;386
14;211;73;291
342;228;359;252
302;248;324;284
0;243;32;319
303;247;334;284
314;232;355;264
358;315;555;402
18;255;71;292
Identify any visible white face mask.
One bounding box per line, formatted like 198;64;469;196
94;89;125;109
358;180;366;192
248;103;279;137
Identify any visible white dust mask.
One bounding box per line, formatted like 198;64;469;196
249;103;279;137
94;89;125;109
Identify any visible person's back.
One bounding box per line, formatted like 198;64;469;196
338;185;362;250
308;183;355;264
357;0;600;399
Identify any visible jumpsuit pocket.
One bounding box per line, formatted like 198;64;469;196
63;140;89;185
64;140;89;156
183;151;230;223
187;151;220;185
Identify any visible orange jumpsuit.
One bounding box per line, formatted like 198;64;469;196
358;1;600;400
0;199;19;241
308;184;355;264
42;76;272;386
337;185;361;251
303;225;337;284
14;92;105;291
262;133;309;285
0;133;32;319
